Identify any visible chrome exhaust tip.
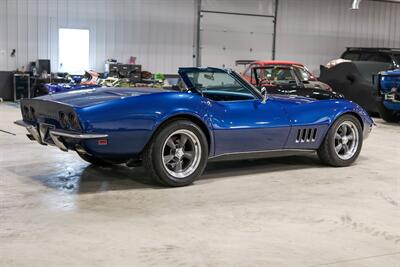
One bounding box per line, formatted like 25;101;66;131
75;145;88;155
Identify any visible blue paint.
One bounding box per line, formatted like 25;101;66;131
20;67;373;160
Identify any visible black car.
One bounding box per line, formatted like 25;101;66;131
320;47;400;114
341;47;400;68
251;65;344;100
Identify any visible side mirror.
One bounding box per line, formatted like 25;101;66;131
261;87;268;104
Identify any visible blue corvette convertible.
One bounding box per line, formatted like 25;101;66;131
15;67;373;186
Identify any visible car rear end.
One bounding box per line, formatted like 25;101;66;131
15;98;108;153
14;87;183;161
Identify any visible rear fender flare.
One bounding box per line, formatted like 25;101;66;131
149;111;215;156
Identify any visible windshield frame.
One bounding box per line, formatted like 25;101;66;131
178;67;262;100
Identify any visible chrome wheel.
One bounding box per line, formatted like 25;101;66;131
334;121;359;160
162;129;202;179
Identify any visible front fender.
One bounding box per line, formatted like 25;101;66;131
284;99;373;149
332;100;374;140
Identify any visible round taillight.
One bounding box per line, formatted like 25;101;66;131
68;113;80;130
59;112;69;129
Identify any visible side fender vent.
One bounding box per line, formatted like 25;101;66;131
295;128;318;143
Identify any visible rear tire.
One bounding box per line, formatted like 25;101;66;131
376;101;400;123
143;120;208;187
318;114;363;167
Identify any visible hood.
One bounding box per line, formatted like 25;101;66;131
37;87;172;108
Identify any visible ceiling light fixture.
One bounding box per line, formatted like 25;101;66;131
351;0;362;9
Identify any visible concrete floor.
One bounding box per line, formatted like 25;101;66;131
0;102;399;267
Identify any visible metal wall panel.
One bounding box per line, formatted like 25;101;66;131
0;0;7;70
199;0;275;70
0;0;399;75
276;0;400;74
27;0;38;64
200;12;274;69
6;0;18;71
201;0;274;15
0;0;196;73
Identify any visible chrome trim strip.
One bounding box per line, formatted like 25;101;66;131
49;130;108;139
49;132;68;151
15;121;45;144
26;125;44;144
14;120;108;140
39;123;54;143
208;148;315;160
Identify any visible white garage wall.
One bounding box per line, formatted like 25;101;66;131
200;0;275;69
276;0;400;75
0;0;399;75
0;0;196;73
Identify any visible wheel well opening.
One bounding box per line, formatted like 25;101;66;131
152;115;212;152
343;112;364;130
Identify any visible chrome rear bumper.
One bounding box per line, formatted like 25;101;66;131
14;120;108;152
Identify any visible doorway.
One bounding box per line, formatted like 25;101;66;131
58;28;90;74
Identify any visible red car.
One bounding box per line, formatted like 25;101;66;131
238;60;341;100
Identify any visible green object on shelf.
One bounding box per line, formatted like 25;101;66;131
154;73;165;82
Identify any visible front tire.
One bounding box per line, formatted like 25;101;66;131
143;120;208;187
318;114;363;167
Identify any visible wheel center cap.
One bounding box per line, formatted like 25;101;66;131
342;136;348;144
175;148;184;159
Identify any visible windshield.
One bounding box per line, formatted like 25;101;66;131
180;68;259;102
253;66;297;84
188;72;243;91
295;66;317;81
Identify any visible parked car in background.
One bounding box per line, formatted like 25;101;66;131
320;47;400;117
15;67;373;187
42;71;101;95
341;47;400;68
373;69;400;122
238;60;343;100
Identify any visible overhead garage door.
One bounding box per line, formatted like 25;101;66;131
200;11;274;71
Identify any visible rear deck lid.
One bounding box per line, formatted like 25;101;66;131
37;87;171;107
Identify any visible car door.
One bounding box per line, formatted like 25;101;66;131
179;67;291;156
209;99;292;155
